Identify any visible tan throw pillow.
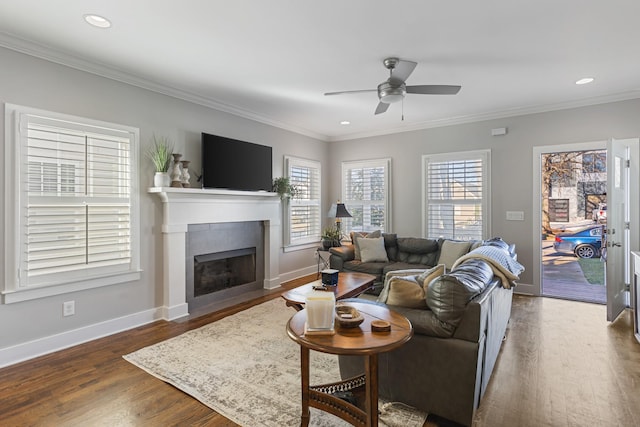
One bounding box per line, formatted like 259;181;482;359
358;236;389;263
386;276;428;308
437;240;471;270
377;269;426;303
353;230;382;260
419;264;445;291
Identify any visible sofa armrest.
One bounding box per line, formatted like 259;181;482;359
329;244;355;261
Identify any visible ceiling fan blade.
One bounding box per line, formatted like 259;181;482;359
389;60;417;85
324;89;377;96
374;102;390;115
406;85;461;95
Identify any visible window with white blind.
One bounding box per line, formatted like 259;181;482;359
423;150;491;240
342;159;391;234
284;156;321;247
3;104;140;303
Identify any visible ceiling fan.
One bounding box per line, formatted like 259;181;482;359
324;57;461;115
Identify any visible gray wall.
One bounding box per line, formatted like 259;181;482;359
328;98;640;286
2;43;640;361
0;46;328;354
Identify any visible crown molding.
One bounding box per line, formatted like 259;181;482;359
0;32;328;141
2;31;639;144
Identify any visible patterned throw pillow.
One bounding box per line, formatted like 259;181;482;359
352;230;382;260
358;236;389;263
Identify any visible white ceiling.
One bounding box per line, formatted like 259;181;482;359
1;0;640;141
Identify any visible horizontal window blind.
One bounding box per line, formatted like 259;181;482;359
424;151;489;240
342;159;390;234
286;157;321;245
23;115;133;284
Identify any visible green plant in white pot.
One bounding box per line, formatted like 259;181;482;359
148;135;174;187
272;177;299;200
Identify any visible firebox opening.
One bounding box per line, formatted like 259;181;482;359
194;247;256;297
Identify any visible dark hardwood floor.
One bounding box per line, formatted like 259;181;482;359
1;276;639;426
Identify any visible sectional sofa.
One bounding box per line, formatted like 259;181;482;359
330;233;524;426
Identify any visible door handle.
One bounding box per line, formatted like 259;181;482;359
609;242;622;247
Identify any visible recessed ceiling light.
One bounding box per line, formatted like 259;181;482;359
340;121;350;125
84;14;112;28
575;77;594;85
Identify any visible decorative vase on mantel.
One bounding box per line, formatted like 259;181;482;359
180;160;191;188
170;153;183;188
153;171;171;188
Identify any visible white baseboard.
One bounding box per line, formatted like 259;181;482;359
160;303;189;321
0;264;324;369
513;282;537;296
279;264;317;284
0;307;162;369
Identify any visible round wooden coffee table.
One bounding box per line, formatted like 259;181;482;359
286;301;413;427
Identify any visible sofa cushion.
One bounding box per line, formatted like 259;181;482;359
426;259;494;329
343;260;386;277
351;230;381;260
383;263;431;278
358;236;389;263
385;275;427;308
395;238;439;265
437;240;471;269
382;233;398;261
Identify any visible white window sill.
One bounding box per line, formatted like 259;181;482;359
283;241;321;253
2;270;142;304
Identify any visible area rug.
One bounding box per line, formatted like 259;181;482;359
124;298;427;427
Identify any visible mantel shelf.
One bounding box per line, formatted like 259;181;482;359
148;187;279;203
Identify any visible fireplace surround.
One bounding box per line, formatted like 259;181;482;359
150;187;281;320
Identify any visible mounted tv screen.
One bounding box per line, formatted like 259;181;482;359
201;133;272;192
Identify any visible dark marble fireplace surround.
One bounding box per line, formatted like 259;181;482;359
186;221;265;311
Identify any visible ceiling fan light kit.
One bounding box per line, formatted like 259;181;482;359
325;57;462;116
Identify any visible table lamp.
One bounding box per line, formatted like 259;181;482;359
328;201;352;238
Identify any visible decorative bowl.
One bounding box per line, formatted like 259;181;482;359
335;304;364;328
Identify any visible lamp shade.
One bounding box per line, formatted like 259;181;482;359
328;203;352;218
335;203;352;218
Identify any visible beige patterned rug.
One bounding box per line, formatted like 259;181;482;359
124;298;427;427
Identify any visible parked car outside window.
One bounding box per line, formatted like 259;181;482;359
553;225;604;259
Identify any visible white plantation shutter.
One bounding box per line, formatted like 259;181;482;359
423;150;490;240
342;159;391;234
285;156;321;246
4;106;140;299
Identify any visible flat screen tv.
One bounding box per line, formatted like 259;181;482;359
201;133;272;192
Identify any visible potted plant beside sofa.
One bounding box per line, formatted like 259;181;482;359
321;226;341;250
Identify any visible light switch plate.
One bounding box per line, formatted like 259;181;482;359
506;211;525;221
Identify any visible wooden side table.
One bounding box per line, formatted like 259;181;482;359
286;301;413;427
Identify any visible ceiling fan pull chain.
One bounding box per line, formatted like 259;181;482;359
402;98;405;121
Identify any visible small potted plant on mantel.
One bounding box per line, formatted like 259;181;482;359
147;135;174;187
321;226;341;250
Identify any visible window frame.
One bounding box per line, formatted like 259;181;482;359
283;155;321;250
422;150;491;240
3;104;141;303
341;158;392;235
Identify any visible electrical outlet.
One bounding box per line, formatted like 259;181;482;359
63;300;75;317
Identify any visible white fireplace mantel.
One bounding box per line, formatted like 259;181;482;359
149;187;282;320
